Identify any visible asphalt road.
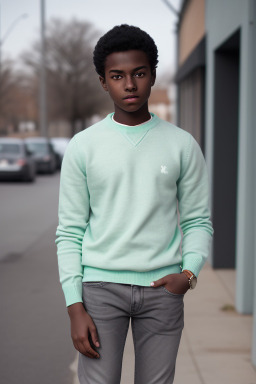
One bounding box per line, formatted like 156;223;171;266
0;172;77;384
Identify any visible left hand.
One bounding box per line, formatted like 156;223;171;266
150;273;190;295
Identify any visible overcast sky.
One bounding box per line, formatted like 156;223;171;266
0;0;182;76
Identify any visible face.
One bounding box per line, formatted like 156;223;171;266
99;50;156;115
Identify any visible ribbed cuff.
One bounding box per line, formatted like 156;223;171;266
181;229;213;277
181;255;205;277
62;283;83;307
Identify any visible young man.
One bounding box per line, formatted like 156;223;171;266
55;24;214;384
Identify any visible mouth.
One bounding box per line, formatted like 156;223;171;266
123;95;139;101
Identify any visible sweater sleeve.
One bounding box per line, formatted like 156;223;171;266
55;135;90;307
177;133;214;277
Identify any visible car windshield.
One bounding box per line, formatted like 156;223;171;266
26;142;48;154
0;143;21;154
52;141;67;150
52;140;69;152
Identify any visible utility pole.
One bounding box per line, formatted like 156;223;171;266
39;0;47;137
161;0;180;125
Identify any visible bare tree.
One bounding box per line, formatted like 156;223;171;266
22;18;112;136
0;59;14;133
0;61;38;136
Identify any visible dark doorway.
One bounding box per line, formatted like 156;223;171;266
212;28;240;268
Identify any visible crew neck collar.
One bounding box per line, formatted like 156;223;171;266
106;112;159;133
112;114;153;127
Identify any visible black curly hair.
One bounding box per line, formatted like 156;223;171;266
93;24;158;78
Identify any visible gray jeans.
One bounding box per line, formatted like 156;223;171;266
78;281;184;384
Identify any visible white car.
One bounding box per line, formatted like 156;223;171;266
50;137;70;169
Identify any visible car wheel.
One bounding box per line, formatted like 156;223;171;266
50;161;56;174
48;163;53;174
24;168;36;182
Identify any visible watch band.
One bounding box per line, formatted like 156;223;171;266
182;269;197;289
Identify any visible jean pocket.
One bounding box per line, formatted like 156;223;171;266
160;286;185;297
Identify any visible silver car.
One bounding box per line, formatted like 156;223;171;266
0;138;36;182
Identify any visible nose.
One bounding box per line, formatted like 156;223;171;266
125;75;137;92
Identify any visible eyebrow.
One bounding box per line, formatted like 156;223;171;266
109;65;148;74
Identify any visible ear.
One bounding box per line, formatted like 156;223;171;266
151;69;156;86
99;76;108;92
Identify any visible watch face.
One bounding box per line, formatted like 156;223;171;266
191;277;197;289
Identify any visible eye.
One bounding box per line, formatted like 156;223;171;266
111;74;122;80
134;72;145;78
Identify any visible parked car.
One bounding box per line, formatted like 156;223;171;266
0;138;36;182
24;137;57;174
50;137;70;169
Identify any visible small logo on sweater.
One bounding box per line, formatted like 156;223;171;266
160;165;168;174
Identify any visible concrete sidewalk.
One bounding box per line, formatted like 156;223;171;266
72;262;256;384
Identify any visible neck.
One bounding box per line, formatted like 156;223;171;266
113;103;151;126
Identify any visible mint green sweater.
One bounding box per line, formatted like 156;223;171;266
55;112;214;307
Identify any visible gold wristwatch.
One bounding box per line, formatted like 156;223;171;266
182;269;197;289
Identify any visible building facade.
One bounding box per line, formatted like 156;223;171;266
175;0;256;365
